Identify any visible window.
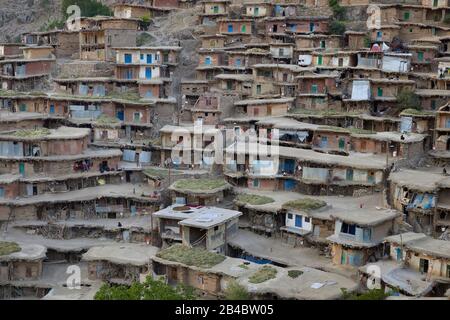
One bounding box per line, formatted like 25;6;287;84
252;179;260;188
311;84;318;93
140;54;144;60
0;187;4;198
124;53;132;64
417;51;424;62
377;87;383;97
228;24;233;33
431;100;437;110
205;56;211;65
241;25;247;33
317;55;323;65
363;228;372;241
320;40;326;49
133;112;141;122
288;213;293;219
447;265;450;278
305;217;311;223
213;5;219;14
279;48;284;57
19;104;27;112
419;258;429;273
256;84;261;94
404;12;410;20
341;222;356;235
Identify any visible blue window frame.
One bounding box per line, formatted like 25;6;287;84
124;53;132;64
147;54;153;64
49;105;55;114
0;187;4;198
228;24;233;33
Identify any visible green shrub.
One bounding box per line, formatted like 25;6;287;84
288;270;303;278
224;280;250;300
62;0;112;18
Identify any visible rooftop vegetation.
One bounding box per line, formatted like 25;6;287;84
0;241;21;256
143;167;182;179
282;198;327;212
288;270;304;279
172;178;228;192
235;194;275;206
248;265;277;284
13;128;51;138
156;244;226;268
399;108;436;117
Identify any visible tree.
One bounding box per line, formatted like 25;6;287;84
94;276;196;300
61;0;112;18
329;21;346;36
396;90;421;111
224;281;250;300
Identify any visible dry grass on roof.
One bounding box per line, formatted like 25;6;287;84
13;128;50;138
235;193;275;206
143;167;182;179
0;241;21;256
399;108;436;117
156;244;226;268
282;198;327;212
95;114;120;126
172;178;228;191
248;265;277;284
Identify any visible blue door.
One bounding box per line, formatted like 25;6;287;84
295;215;302;228
309;23;315;32
145;67;152;79
283;159;295;174
446;119;450;128
124;54;132;64
284;179;296;191
147;54;152;64
116;110;124;121
49;104;55;114
228;24;233;32
321;136;328;148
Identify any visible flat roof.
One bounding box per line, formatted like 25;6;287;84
226;143;388;170
82;244;159;266
0;243;46;262
0;126;90;141
154;205;242;229
385;232;450;259
234;97;295;106
389;168;446;192
330;208;399;227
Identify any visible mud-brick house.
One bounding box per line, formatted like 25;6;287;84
0;112;49;131
22;31;80;59
0;44;23;59
388;169;442;235
0;243;46;283
214;74;253;97
436;177;450;237
350;131;428;161
197;48;228;79
226;49;272;70
78;17;139;61
0;92;49;114
407;44;440;72
312;51;357;69
218;19;253;37
399;108;436;135
0;58;55;91
416;89;450;112
295;72;340;109
54;78;114;97
0;174;20;200
83;244;158;284
159;124;220;169
168;178;232;206
200;0;230;24
384;232;450;280
199;35;227;49
294;34;342;51
243;2;273;19
285;16;330;34
344;31;367;50
150;0;180;8
327;208;400;267
359;232;450;296
269;43;295;62
369;25;400;43
252;64;306;98
113;3;154;19
225;142;388;196
370;78;416;105
0;127;90;159
21;46;54;60
234;98;294;118
180;79;210;109
188;93;222;125
421;0;448;8
311;126;351;154
398;23;450;42
114;46;181;81
154;205;241;253
433;103;450;155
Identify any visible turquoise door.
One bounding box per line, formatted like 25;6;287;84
19;163;25;175
49;105;55;114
